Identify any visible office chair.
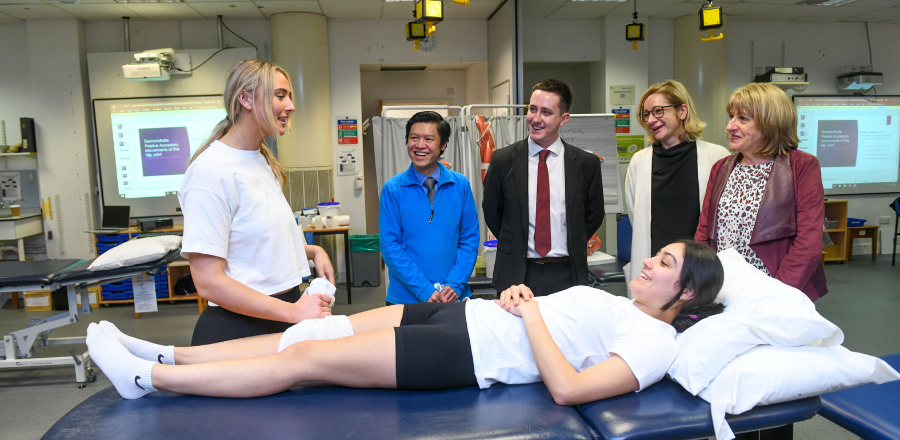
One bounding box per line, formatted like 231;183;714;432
891;197;900;266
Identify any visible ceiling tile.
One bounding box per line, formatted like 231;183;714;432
253;0;321;16
442;0;501;19
793;5;880;18
650;2;702;18
0;3;77;19
52;3;143;20
847;0;900;6
189;1;265;18
318;0;383;18
608;1;690;17
746;5;821;20
0;0;48;4
740;0;805;5
826;6;900;20
521;0;566;19
119;2;205;19
381;1;416;19
721;2;786;16
0;11;23;22
186;0;256;3
546;1;625;19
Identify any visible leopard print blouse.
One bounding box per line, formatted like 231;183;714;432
715;160;775;276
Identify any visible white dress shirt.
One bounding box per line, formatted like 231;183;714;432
527;136;568;258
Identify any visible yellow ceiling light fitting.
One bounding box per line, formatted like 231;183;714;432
406;21;426;49
625;3;644;51
415;0;443;24
699;1;723;41
452;0;469;4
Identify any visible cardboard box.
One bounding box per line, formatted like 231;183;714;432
78;288;100;308
24;291;53;312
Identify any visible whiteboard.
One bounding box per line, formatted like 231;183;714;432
559;114;623;213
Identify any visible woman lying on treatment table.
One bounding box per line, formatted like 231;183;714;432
87;239;724;405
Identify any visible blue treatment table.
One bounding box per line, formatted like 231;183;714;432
577;377;820;440
0;250;181;386
819;353;900;440
42;382;597;440
41;374;824;440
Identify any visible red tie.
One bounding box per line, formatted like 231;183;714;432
535;149;551;257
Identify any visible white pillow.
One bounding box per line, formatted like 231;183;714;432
88;236;182;271
667;249;843;396
699;345;900;440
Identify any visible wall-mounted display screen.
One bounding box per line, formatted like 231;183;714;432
793;95;900;196
93;95;226;217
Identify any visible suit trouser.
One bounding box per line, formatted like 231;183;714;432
524;260;575;297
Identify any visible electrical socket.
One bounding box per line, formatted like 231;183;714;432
880;215;891;224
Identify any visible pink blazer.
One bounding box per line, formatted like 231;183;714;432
696;150;827;301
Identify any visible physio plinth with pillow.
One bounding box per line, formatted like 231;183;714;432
0;236;182;385
43;248;899;440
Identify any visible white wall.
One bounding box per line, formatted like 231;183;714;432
488;1;515;108
727;21;900;255
85;19;270;57
0;24;32;148
328;18;488;235
522;19;601;63
27;19;95;259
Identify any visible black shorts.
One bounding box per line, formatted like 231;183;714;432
190;286;301;346
394;302;477;391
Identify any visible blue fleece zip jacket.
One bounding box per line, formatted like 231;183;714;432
379;163;480;304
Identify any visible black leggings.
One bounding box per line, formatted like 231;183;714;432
394;302;477;390
190;286;301;346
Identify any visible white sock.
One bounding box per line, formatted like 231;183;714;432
99;320;175;365
86;322;157;399
278;315;354;352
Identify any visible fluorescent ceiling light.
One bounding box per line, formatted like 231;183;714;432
796;0;859;5
385;0;414;2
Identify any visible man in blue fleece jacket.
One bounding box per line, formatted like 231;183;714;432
379;111;480;305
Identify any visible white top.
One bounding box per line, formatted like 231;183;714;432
178;140;310;296
527;136;568;258
464;286;676;391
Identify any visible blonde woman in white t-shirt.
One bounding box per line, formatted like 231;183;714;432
179;59;335;346
88;240;725;405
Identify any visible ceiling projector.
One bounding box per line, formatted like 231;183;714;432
122;48;175;81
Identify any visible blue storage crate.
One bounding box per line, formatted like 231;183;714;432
96;243;115;254
154;273;168;282
101;291;129;301
96;234;125;244
126;292;134;299
156;290;169;298
103;284;128;293
847;217;867;227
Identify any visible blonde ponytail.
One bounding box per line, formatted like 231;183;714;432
190;117;232;164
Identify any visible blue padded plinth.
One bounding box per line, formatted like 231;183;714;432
43;383;596;440
819;353;900;440
577;378;820;440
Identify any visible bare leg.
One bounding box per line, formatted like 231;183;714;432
169;305;403;366
153;328;397;398
348;304;404;333
174;333;282;365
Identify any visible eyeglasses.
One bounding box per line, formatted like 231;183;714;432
641;104;677;122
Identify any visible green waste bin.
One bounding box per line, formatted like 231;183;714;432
349;234;383;287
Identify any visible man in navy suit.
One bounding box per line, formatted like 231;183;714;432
482;79;605;296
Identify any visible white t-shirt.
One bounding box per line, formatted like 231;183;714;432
464;286;676;391
178;140;310;296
